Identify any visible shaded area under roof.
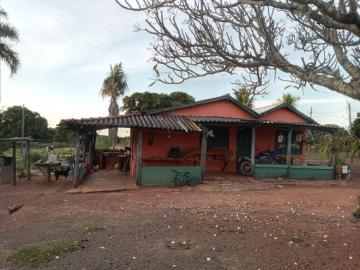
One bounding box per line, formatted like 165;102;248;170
59;114;201;132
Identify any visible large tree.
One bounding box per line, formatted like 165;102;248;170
100;63;128;149
117;0;360;100
0;106;51;140
122;91;195;113
0;7;19;75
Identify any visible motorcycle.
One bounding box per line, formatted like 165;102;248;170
238;150;279;176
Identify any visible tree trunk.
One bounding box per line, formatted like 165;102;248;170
108;96;119;149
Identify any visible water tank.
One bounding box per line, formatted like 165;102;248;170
0;156;13;184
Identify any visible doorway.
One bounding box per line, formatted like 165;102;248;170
236;127;252;171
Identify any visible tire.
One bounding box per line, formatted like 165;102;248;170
240;161;252;176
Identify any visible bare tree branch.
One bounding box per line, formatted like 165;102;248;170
116;0;360;100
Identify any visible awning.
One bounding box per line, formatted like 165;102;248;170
59;114;201;132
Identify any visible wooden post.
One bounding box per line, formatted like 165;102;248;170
89;130;96;169
286;128;293;178
73;129;80;188
135;128;142;186
12;141;16;186
26;140;31;181
200;125;208;179
251;126;256;175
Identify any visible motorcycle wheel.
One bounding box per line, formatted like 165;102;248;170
240;161;252;176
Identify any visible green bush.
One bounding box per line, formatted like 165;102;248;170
171;169;201;187
30;151;45;163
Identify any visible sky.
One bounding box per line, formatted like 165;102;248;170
1;0;360;130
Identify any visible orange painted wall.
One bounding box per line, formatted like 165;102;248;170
142;129;200;166
166;100;255;119
260;108;305;122
255;127;276;153
130;125;307;177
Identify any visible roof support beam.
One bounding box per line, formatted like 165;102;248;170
286;128;293;178
251;126;256;175
73;129;80;188
200;126;208;180
26;140;31;181
12;141;16;186
136;128;142;186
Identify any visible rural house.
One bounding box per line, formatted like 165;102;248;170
59;94;337;187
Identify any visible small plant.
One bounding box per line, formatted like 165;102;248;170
83;225;106;234
223;226;246;234
6;240;79;266
30;151;45;163
171;169;201;187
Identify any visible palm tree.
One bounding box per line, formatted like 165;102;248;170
100;63;128;149
233;87;253;108
281;93;299;107
0;8;19;75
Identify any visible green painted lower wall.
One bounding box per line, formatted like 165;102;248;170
254;164;334;180
254;164;288;178
140;166;202;186
289;165;334;179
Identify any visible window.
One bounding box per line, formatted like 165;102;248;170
275;130;303;155
206;126;229;149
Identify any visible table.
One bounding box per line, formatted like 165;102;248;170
34;162;61;182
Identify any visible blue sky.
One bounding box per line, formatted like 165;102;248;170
1;0;359;129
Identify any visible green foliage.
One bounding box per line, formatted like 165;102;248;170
53;126;75;144
30;150;45;163
95;135;129;149
281;93;300;106
6;240;79;266
171;169;201;187
233;87;253;108
317;131;360;162
352;118;360;138
0;7;20;74
122;91;195;113
100;63;128;99
0;106;51;140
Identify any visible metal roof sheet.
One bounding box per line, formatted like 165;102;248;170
187;116;337;131
59;114;201;132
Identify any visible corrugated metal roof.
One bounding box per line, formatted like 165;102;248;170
59;114;201;132
59;114;337;133
187;116;337;131
253;101;282;114
253;102;317;124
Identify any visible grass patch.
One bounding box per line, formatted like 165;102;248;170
222;227;246;234
83;225;106;234
289;236;304;243
6;240;79;266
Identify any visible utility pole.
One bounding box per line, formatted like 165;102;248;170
348;102;352;132
310;107;313;118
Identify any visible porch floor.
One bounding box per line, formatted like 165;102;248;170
66;170;137;194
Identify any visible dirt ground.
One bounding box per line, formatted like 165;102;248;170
0;173;360;270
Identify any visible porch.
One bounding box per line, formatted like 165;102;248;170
59;114;338;188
